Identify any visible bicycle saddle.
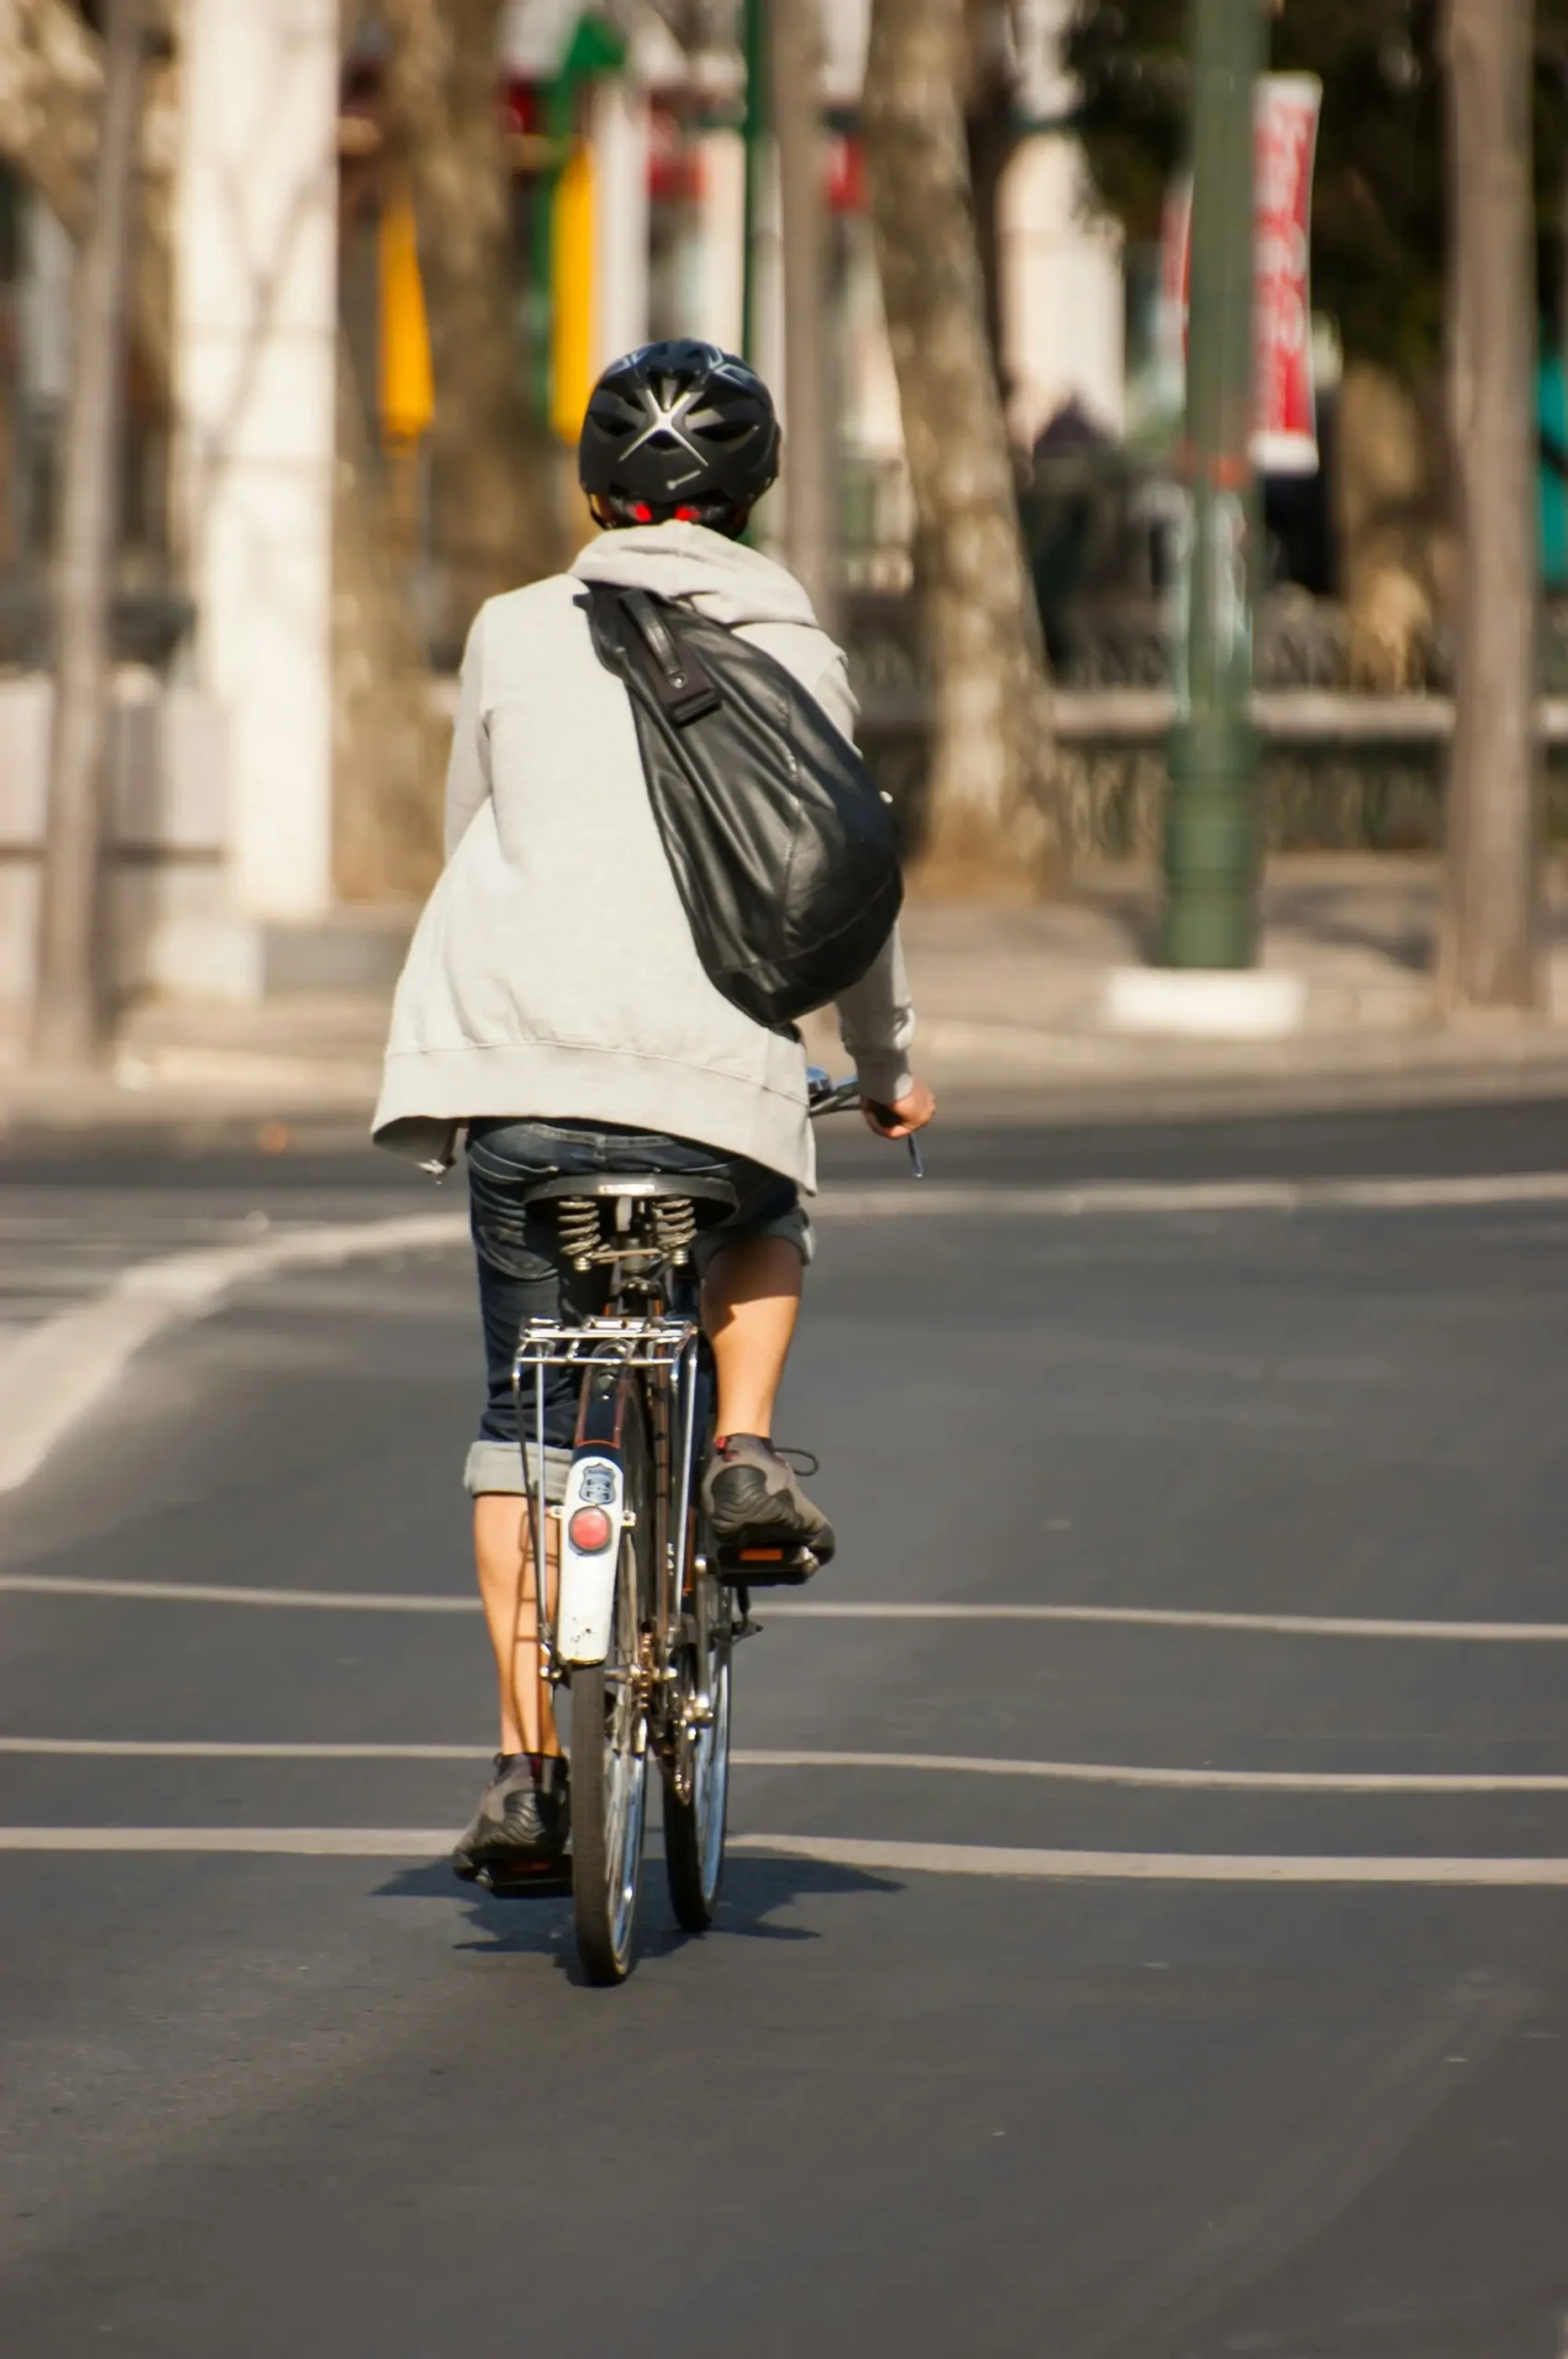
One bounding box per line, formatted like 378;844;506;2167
517;1172;740;1223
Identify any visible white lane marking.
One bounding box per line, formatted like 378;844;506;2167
6;1574;1568;1644
732;1750;1568;1794
814;1173;1568;1220
0;1738;491;1759
6;1736;1568;1795
766;1602;1568;1642
1;1826;1567;1885
0;1171;1561;1495
731;1836;1568;1888
0;1212;467;1495
0;1575;477;1612
0;1826;456;1855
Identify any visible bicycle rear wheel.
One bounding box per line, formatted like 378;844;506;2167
569;1390;652;1985
664;1563;733;1932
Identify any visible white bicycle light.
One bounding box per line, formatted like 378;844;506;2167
556;1453;626;1665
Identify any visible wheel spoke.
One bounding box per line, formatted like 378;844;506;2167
665;1572;732;1931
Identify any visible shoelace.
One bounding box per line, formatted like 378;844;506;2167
717;1438;821;1478
770;1444;820;1478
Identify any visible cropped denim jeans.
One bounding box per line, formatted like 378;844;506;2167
463;1118;811;1499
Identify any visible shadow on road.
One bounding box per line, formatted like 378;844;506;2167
373;1852;902;1972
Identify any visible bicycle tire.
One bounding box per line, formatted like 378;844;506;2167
569;1386;652;1985
664;1573;732;1932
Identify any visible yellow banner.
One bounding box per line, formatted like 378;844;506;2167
551;144;596;444
379;186;435;443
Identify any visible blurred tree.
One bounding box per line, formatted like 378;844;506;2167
1440;0;1543;1010
0;0;446;904
771;0;835;633
1065;0;1568;687
0;2;561;905
864;0;1057;890
964;0;1023;401
0;0;176;386
31;0;141;1064
379;0;560;658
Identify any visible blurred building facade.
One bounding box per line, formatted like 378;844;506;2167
0;0;1124;1025
490;0;1124;569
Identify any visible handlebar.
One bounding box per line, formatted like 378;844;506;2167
807;1069;925;1180
806;1074;863;1119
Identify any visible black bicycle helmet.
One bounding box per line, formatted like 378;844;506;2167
579;340;780;533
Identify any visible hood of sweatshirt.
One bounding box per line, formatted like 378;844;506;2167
569;521;821;632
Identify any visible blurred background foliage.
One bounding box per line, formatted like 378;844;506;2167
1067;0;1568;385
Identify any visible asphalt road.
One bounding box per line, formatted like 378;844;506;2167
2;1100;1567;2356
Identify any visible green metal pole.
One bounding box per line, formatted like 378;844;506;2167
1162;0;1264;970
741;0;767;366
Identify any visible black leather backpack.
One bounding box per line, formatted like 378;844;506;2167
583;583;903;1031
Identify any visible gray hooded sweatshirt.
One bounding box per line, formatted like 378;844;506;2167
372;522;915;1187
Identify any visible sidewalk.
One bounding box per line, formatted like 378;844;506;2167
2;856;1567;1142
831;854;1568;1116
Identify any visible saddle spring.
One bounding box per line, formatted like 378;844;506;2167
556;1198;603;1270
554;1194;700;1271
653;1198;698;1263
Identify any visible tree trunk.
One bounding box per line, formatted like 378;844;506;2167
770;0;836;636
380;0;560;660
1;4;457;909
1439;0;1543;1012
964;0;1017;405
332;334;450;898
0;0;175;388
31;0;142;1065
863;0;1055;893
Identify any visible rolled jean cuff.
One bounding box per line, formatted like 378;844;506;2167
692;1202;814;1276
464;1439;573;1502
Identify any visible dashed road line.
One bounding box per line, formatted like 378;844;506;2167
1;1172;1563;1496
0;1575;477;1613
731;1836;1568;1887
734;1748;1568;1793
815;1173;1568;1221
766;1603;1568;1642
6;1573;1567;1644
0;1738;490;1759
0;1826;453;1855
6;1736;1568;1793
0;1826;1566;1885
0;1212;466;1495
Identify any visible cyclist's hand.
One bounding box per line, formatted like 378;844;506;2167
862;1079;936;1140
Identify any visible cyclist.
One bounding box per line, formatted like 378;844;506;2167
372;341;935;1879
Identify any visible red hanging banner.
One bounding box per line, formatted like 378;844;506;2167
1252;73;1322;475
1160;73;1323;475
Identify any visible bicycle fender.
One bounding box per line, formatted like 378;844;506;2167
556;1451;626;1665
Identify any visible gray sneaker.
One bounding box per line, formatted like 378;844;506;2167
452;1754;569;1882
703;1435;837;1566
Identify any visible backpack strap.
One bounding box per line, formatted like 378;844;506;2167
611;586;724;726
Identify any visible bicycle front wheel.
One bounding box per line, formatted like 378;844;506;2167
569;1395;651;1985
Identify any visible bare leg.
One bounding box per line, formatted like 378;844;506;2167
473;1495;563;1758
701;1236;803;1438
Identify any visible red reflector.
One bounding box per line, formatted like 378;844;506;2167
568;1506;613;1553
739;1547;785;1562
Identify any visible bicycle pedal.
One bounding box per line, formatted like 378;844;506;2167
478;1857;573;1899
716;1543;819;1589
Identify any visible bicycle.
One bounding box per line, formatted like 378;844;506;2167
496;1071;919;1985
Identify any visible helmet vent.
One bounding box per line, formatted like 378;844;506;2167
579;340;779;518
